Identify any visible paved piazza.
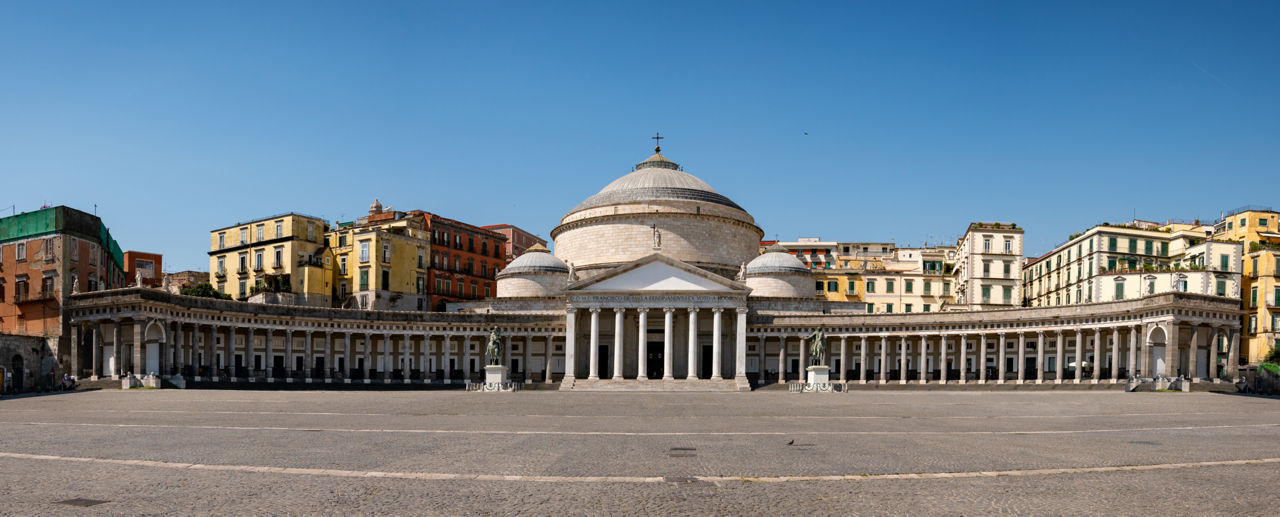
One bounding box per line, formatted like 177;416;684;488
1;390;1278;514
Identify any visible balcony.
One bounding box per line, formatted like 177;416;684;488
297;257;324;268
236;266;249;275
214;270;227;280
14;290;55;303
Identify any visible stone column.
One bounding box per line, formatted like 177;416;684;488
686;308;699;380
69;325;80;379
1208;326;1220;381
613;308;624;380
381;334;391;381
1110;327;1121;383
111;321;122;378
839;336;848;383
1187;326;1200;382
133;321;144;377
938;334;948;384
1128;325;1138;379
543;335;553;384
1034;331;1044;384
1091;329;1103;383
1055;331;1064;383
523;335;532;384
1016;333;1026;384
1227;328;1240;382
171;324;180;375
898;337;907;385
343;333;352;381
304;331;315;381
91;322;102;380
636;309;649;380
878;336;888;384
224;326;234;379
284;329;295;379
264;329;275;380
777;336;787;384
734;308;747;384
663;308;675;381
918;335;927;383
859;336;868;384
588;308;601;380
978;334;988;383
362;333;372;381
1140;324;1152;378
711;308;724;380
461;334;471;381
564;309;577;383
1166;322;1180;378
442;335;452;383
400;334;411;384
959;335;968;384
996;333;1007;384
324;332;333;380
1074;329;1084;383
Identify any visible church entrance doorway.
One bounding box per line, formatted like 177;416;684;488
647;347;663;379
789;358;800;382
699;344;713;379
597;345;609;378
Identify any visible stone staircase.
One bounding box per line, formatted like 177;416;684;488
561;378;746;392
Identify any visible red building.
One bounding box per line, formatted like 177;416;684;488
124;250;163;287
411;212;507;311
481;224;547;265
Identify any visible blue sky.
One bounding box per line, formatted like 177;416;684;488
2;1;1278;271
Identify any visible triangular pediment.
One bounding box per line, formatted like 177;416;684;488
566;254;746;293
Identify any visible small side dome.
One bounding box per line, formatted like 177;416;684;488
745;248;809;276
497;243;568;277
369;198;383;215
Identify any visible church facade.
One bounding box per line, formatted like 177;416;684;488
64;149;1246;390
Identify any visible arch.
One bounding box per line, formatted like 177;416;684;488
1145;325;1166;345
144;319;168;344
1146;324;1168;377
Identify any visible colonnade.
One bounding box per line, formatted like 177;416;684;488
753;321;1241;384
563;306;748;383
72;319;563;385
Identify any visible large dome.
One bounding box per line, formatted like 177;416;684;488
552;147;763;280
570;153;745;213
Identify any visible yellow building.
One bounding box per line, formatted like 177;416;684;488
1213;207;1280;364
327;201;432;311
208;213;332;304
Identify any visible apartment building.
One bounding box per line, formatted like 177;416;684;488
953;222;1024;310
1213;206;1280;363
208;212;332;304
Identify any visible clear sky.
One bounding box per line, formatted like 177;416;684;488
2;1;1278;271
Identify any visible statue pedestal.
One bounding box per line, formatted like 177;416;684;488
485;365;509;385
806;365;830;385
122;374;142;389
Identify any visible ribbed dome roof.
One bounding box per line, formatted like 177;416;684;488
745;251;809;275
496;244;568;277
570;152;744;213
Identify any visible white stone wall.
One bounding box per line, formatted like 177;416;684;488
553;211;761;279
496;274;567;298
1096;271;1240;303
745;274;814;298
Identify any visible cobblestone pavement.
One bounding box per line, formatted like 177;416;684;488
1;390;1277;515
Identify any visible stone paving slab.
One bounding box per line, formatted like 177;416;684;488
0;390;1277;514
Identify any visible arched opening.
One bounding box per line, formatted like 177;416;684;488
143;320;167;376
1147;326;1168;377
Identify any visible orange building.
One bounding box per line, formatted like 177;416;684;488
481;223;547;265
422;213;507;311
124;250;163;287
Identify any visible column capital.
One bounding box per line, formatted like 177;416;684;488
663;307;676;313
711;307;724;314
1036;330;1045;337
735;306;748;314
565;307;578;315
613;307;625;314
588;307;601;314
687;307;699;314
636;307;650;314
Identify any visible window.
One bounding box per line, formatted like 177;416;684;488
905;280;914;293
339;256;347;274
923;281;931;295
239;228;247;244
381;270;390;291
1240;217;1247;227
275;221;283;237
1262;218;1270;227
1004;239;1012;253
338;234;347;247
1274;287;1280;307
254;251;263;270
238;280;246;295
886;279;895;293
359;269;369;291
238;253;247;272
815;280;824;292
983;238;991;252
1160;242;1168;256
827;280;838;292
905;304;913;313
1147;281;1155;295
382;244;391;263
217;233;225;249
217;257;226;274
1253;258;1259;275
1002;286;1012;303
1108;257;1116;271
983;262;991;276
417;250;425;269
1219;254;1229;271
866;304;874;314
1114;280;1125;300
866;280;876;293
416;276;425;295
1128;238;1137;253
359;241;370;262
15;242;25;261
886;303;894;313
1216;279;1226;296
1107;237;1117;251
1176;278;1187;292
274;247;283;267
1251;287;1258;307
981;286;991;303
307;224;315;241
1249;315;1256;333
1144;240;1152;255
943;282;950;296
923;304;931;312
256;224;264;241
1003;262;1011;278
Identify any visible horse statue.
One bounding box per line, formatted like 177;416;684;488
804;327;827;366
485;328;504;366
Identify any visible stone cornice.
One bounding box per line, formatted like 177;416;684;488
550;212;763;240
